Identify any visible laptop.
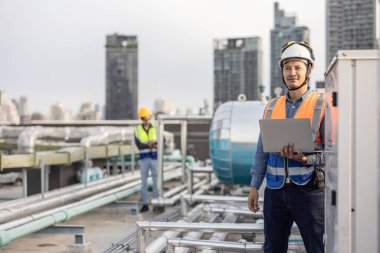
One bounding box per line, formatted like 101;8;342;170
259;118;315;153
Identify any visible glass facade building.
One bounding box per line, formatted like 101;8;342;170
326;0;377;66
213;37;262;111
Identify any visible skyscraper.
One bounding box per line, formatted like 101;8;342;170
326;0;377;66
105;34;138;120
213;37;262;110
270;2;310;98
19;96;30;124
19;96;28;117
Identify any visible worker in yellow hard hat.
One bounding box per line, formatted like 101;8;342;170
134;107;158;212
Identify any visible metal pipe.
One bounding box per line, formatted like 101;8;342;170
0;165;180;224
192;178;219;196
84;149;89;187
0;126;27;138
45;166;50;194
175;213;219;253
181;195;188;217
184;194;264;204
157;118;164;198
16;126;134;154
79;128;133;147
180;120;187;183
136;224;146;252
0;183;141;247
200;212;238;253
188;166;213;193
203;207;264;219
130;132;135;174
136;221;263;233
0;163;180;211
157;115;212;123
39;160;45;199
29;120;141;126
181;178;220;214
167;238;263;253
151;176;213;207
162;184;188;198
105;140;110;176
0;169;183;233
187;167;193;195
188;166;213;173
137;222;263;253
119;144;125;177
145;204;204;253
22;168;27;198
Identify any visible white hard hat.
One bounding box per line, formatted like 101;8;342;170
278;42;315;68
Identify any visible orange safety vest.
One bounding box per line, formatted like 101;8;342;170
263;91;326;188
264;91;325;144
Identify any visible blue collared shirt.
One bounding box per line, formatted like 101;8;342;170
250;88;325;189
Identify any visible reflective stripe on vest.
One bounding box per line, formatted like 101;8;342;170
263;91;325;188
134;124;157;159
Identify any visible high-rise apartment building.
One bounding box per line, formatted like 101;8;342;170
105;34;138;120
326;0;377;66
19;96;30;124
19;96;28;117
213;37;262;111
270;2;310;98
50;102;71;121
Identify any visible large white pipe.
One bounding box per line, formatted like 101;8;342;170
0;126;27;138
79;128;132;147
16;125;134;153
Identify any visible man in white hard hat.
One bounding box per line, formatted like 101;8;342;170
248;41;326;253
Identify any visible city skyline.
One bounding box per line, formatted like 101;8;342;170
0;0;326;116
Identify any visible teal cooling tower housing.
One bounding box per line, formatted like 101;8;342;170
209;101;267;185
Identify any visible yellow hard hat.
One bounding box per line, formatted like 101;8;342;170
138;107;152;118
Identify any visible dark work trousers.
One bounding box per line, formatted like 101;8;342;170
263;181;325;253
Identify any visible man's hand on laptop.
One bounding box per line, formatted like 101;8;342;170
280;143;307;163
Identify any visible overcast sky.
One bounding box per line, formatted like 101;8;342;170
0;0;325;116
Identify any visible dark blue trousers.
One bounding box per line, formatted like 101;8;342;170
263;181;324;253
